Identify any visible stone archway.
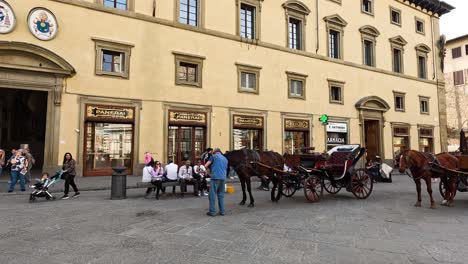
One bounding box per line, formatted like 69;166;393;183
0;41;75;172
355;96;390;160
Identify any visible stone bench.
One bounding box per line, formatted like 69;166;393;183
136;180;197;198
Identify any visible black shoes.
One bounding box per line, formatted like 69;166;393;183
72;192;80;198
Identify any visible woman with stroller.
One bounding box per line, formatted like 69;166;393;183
61;152;80;199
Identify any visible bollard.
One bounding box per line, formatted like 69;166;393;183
111;166;127;200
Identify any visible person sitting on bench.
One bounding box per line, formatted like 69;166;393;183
194;159;208;196
163;159;179;194
178;160;199;196
142;159;163;199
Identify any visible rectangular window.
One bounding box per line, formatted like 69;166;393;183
102;50;124;73
390;8;401;25
329;30;340;59
454;70;464;85
392;48;402;73
362;0;373;14
284;131;309;155
240;72;256;90
179;0;198;26
419;128;434;153
393;126;410;157
420;98;429;114
418;56;427;79
173;52;205;87
330;86;342;103
178;62;198;83
240;4;255;39
394;94;405;111
363;40;374;66
93;38;133;79
104;0;128;10
416;19;425;34
452;47;462;59
290;80;304;97
288;18;301;50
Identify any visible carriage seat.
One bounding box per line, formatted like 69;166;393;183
325;151;353;177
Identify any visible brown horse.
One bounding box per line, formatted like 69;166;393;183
224;149;284;207
398;149;459;208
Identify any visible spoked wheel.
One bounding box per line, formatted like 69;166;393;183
439;180;457;199
304;175;323;203
323;177;342;194
351;168;373;199
281;179;297;197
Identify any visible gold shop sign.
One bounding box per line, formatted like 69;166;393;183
285;119;309;131
233;115;263;128
86;105;134;121
169;111;207;125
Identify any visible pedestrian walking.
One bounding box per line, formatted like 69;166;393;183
24;148;35;183
61;152;80;199
8;149;28;193
0;149;5;177
204;148;228;216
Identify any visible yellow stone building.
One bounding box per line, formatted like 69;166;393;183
0;0;453;176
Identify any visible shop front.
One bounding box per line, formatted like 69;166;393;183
392;125;410;156
419;126;434;153
284;119;310;154
83;104;135;176
326;121;348;150
167;110;207;165
232;115;264;150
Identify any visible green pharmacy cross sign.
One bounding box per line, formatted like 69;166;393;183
319;114;329;125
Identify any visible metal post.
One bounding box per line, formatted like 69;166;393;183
111;166;127;200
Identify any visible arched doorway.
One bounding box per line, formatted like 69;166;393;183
355;96;390;161
0;41;75;174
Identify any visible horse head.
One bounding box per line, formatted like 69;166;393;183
398;149;411;173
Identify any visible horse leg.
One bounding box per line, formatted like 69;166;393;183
239;176;247;206
275;175;283;202
441;177;449;206
448;177;457;207
246;177;255;207
414;178;422;207
270;177;276;202
424;176;436;209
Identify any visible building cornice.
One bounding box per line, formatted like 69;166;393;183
49;0;437;85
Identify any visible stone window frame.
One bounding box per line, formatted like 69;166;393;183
419;96;430;115
328;78;345;104
324;14;348;60
93;37;134;79
389;36;407;74
282;1;311;51
359;25;380;67
236;0;263;41
415;17;425;35
286;71;307;100
174;0;205;28
361;0;374;16
236;62;261;94
415;44;431;80
95;0;135;11
393;91;406;112
173;51;206;88
390;6;402;27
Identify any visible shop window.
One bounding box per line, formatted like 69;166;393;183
419;97;429;114
232;115;264;150
237;1;262;40
173;51;205;88
361;0;373;15
93;38;133;79
284;119;310;155
390;7;401;26
394;92;405;112
393;126;410;157
287;71;307;100
419;127;434;153
283;1;310;51
415;18;425;34
177;0;201;27
326;121;348;150
236;62;261;94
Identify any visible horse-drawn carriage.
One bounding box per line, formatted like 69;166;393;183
281;144;373;202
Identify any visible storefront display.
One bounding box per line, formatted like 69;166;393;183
167;110;207;165
419;127;434;153
326;121;348;150
83;104;135;176
393;126;410;156
232;115;264;150
284;119;309;154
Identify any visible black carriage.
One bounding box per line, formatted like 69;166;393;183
439;129;468;198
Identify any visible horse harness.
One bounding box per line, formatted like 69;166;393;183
407;152;444;179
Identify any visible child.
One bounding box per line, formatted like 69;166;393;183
33;172;50;189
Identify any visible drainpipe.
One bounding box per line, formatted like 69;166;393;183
315;0;319;53
431;15;437;80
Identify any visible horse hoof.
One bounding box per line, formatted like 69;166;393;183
248;203;254;208
414;203;421;207
239;201;246;206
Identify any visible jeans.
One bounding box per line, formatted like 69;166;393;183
208;179;225;215
9;170;25;192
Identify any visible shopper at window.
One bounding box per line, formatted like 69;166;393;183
61;152;80;199
8;149;28;193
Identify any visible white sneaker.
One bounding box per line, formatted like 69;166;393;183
204;191;209;196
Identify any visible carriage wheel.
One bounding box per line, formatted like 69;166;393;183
281;179;297;198
351;169;373;199
304;175;323;202
439;180;457;199
322;178;341;194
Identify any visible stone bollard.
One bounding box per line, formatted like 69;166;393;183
111;166;127;200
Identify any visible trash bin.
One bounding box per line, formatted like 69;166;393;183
111;166;127;200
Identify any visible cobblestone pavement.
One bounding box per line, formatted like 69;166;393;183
1;175;467;264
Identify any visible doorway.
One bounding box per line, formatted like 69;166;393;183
0;88;48;174
364;120;381;161
167;126;206;166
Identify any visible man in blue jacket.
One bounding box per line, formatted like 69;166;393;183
204;148;228;216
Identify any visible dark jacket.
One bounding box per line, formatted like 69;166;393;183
62;159;76;176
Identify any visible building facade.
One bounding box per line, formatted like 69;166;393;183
0;0;453;176
444;34;468;151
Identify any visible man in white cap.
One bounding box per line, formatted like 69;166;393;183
204;148;228;216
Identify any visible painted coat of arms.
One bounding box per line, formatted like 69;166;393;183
0;0;16;34
28;7;58;40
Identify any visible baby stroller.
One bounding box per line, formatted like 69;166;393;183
29;171;64;202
